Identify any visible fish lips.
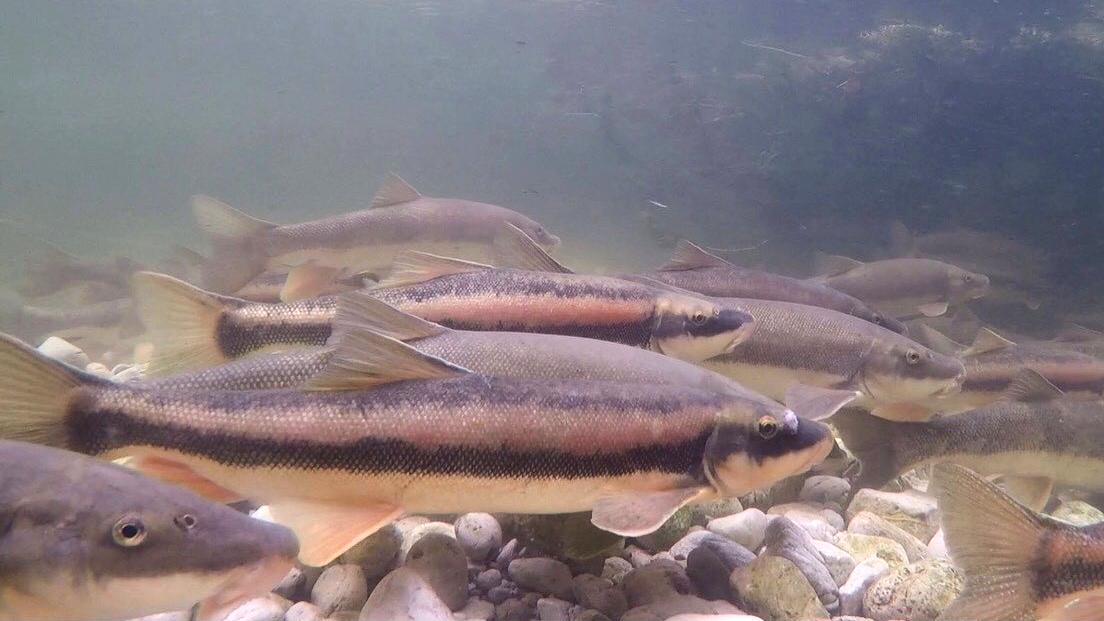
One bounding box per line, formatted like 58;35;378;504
193;553;297;621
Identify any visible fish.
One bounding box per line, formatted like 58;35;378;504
0;331;835;567
914;326;1104;412
18;246;143;300
933;463;1104;621
131;247;756;375
630;240;907;334
833;374;1104;510
192;173;560;299
890;221;1051;290
1;297;140;347
810;254;990;318
231;271;367;303
0;439;298;621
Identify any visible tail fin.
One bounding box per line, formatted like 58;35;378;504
0;332;105;448
933;464;1045;621
830;407;902;489
191;195;275;293
131;272;242;375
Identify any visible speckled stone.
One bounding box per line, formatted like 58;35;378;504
846;489;940;542
863;558;963;621
833;533;909;571
1052;500;1104;526
848;511;929;563
731;555;829;621
508;558;574;601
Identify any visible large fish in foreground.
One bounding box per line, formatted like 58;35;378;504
0;440;298;621
0;333;833;567
934;463;1104;621
193;173;560;298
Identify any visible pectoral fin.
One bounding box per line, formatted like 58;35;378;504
281;263;340;303
871;402;935;422
783;384;860;421
128;456;243;503
591;487;709;537
918;302;949;317
267;499;404;566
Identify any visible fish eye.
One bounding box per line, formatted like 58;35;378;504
756;416;779;439
691;310;707;325
174;514;198;530
112;516;148;547
905;349;922;365
963;274;972;283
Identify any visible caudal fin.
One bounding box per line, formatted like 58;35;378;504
131;272;242;375
830;407;902;489
933;464;1045;621
191;195;276;293
0;332;105;448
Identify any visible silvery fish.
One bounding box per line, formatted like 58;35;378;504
0;440;298;621
193;173;560;299
0;332;833;568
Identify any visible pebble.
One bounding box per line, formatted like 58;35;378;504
833;533;909;571
455;513;504;562
688;497;744;524
686;535;756;604
847;511;929;563
360;567;453;621
84;362;113;378
665;616;764;621
574;611;613;621
927;529;949;560
731;555;829;621
455;598;496;621
625;545;654;568
274;566;309;601
572;574;628;620
398;521;456;564
621;596;743;621
487;581;522;605
635;506;694;552
863;558;963;621
707;508;768;551
476;568;504;592
800;476;852;511
838;557;890;617
494;598;534;621
621;559;693;608
762;517;838;608
811;539;857;586
222;597;285;621
121;613;189;621
669;529;715;561
285;602;325;621
846;489;940;542
601;556;633;584
495;539;521;571
403;532;469;610
1052;499;1104;525
339;525;402;581
508;558;574;601
38;336;89;367
111;363;145;382
311;564;369;617
769;502;845;531
535;597;572;621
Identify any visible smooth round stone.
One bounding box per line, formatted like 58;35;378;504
800;475;852;510
455;598;495;621
811;539;857;587
863;559;963;621
927;529;949;560
573;610;613;621
846;489;940;542
84;362;113;378
621;559;692;608
536;597;572;621
285;602;325;621
763;517;838;609
360;568;453;621
494;597;534;621
1052;499;1104;526
274;566;309;601
707;508;768;551
38;336;89;367
731;555;829;621
848;511;929;563
833;533;909;571
572;574;627;620
476;568;504;592
311;564;369;616
668;529;716;561
601;556;633;584
838;557;890;617
339;525;402;580
222;597;285;621
494;539;521;571
508;558;574;601
111;363;145;382
398;521;456;565
404;532;469;610
455;513;504;562
621;595;743;621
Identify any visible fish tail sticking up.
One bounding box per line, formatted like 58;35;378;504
0;332;108;449
191;194;276;294
932;464;1043;621
829;407;901;489
131;271;241;375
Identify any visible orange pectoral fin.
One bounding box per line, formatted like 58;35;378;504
129;456;244;503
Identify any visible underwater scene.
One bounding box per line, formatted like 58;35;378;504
3;2;1104;621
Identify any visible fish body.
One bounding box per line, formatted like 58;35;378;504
699;298;964;421
934;463;1104;621
19;247;141;300
0;332;833;567
634;241;905;333
811;255;989;318
194;174;559;295
0;440;297;621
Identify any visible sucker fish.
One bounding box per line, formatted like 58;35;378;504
0;440;298;621
810;254;990;319
0;331;834;568
193;173;560;299
934;463;1104;621
634;240;906;334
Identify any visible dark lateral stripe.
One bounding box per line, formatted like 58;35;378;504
377;270;657;304
67;408;711;480
217;314;333;357
437;318;653;348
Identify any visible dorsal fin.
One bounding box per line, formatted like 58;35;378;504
371;173;422;208
660;240;732;272
1002;369;1064;403
492;223;572;274
961;327;1015;357
913;325;966;357
331;292;445;343
306;329;469;391
888;221;917;257
1055;323;1104;343
814;252;864;277
374;252;494;289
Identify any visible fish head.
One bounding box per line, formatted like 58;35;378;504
860;338;966;404
947;266;990;302
70;482;299;621
869;311;908;335
703;407;834;497
651;295;756;362
508;215;561;249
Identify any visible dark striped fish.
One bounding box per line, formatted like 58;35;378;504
193;174;559;298
633;240;905;333
0;332;832;568
132;257;755;374
934;463;1104;621
0;440;297;621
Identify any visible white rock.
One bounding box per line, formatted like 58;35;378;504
833;533;909;571
285;602;325;621
848;511;928;563
404;532;469;610
847;489;940;542
811;540;857;586
666;616;765;621
38;336;89;367
1052;500;1104;526
312;564;369;616
398;521;456;564
454;513;502;562
111;363;146;382
453;597;495;620
85;362;113;378
360;568;453;621
863;558;963;621
926;529;949;560
222;597;284;621
707;508;768;551
669;529;715;561
731;555;829;621
838;556;889;617
800;475;852;509
536;597;572;621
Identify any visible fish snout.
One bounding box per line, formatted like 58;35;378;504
721;308;757;353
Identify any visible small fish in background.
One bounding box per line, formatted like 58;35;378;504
905;306;983;346
633;240;907;333
0;440;298;621
230;270;366;303
17;245;143;301
0;330;836;567
834;373;1104;511
933;463;1104;621
192;173;560;300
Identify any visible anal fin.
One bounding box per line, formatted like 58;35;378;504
267;499;404;566
591;486;709;537
281;263;341;303
1001;475;1054;513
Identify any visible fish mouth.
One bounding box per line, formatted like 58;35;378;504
722;313;758;353
194;555;295;621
